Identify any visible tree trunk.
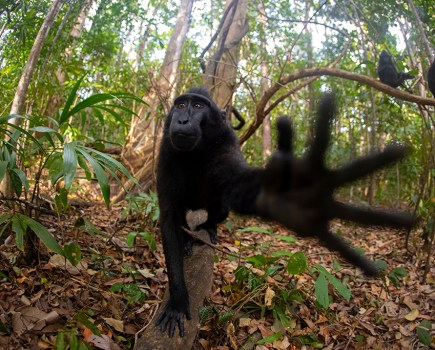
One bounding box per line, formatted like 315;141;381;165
114;0;194;202
8;0;64;123
134;213;214;350
202;0;249;110
1;0;64;198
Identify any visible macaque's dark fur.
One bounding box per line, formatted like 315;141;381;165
377;50;414;88
155;86;416;337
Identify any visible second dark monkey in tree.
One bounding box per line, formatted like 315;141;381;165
377;50;414;88
155;86;416;337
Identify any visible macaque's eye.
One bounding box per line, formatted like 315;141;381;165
193;102;204;109
176;102;186;109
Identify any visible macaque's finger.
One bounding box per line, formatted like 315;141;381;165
308;93;335;167
330;202;417;230
262;117;293;193
331;145;408;187
318;230;379;276
276;116;293;153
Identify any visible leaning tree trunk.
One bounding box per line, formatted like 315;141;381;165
8;0;64;125
1;0;64;199
202;0;249;111
114;0;194;202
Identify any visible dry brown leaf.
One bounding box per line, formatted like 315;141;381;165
103;317;124;332
404;309;419;321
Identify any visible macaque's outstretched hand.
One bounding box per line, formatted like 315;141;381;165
256;94;417;276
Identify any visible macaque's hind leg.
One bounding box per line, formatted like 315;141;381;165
195;202;229;244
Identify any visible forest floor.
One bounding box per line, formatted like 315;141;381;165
0;190;434;350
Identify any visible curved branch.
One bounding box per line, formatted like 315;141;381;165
239;67;435;144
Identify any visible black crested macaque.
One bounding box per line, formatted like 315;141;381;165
428;60;435;97
156;86;416;337
377;50;415;88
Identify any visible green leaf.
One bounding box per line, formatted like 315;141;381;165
126;232;138;247
64;242;82;266
391;266;408;277
12;216;26;251
276;235;297;244
139;232;156;251
315;273;329;308
63;143;78;189
59;76;85;124
257;332;282;345
375;259;388;272
55;332;65;350
54;188;69;213
246;254;267;267
76;311;100;335
75;148;110;206
316;265;351;301
11;167;29;191
237;226;271;234
416;325;431;345
67;94;123;117
287;251;307;274
0;161;8;181
17;214;63;255
77;154;92;180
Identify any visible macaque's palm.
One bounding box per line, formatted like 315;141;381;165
256;94;416;276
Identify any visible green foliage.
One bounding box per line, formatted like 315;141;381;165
0;77;141;264
126;231;156;251
387;266;408;286
314;265;351;309
110;282;145;304
416;320;432;346
55;330;92;350
121;190;160;223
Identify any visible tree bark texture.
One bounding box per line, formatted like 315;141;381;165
134;211;214;350
202;0;249;109
9;0;64;121
116;0;194;202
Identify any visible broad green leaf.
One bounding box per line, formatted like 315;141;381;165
94;105;127;125
287;251;307;274
76;148;110;206
18;214;63;255
59;76;85;124
237;226;271;234
64;242;82;266
257;332;282;345
55;332;65;350
246;254;267;267
0;161;8;181
276;235;297;244
67;93;123;117
77;154;92;180
416;320;432;346
126;232;138;247
12;216;26;251
63;143;78;189
139;232;156;251
0;214;12;226
316;265;351;301
11;167;29;190
315;273;329;308
76;145;137;183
